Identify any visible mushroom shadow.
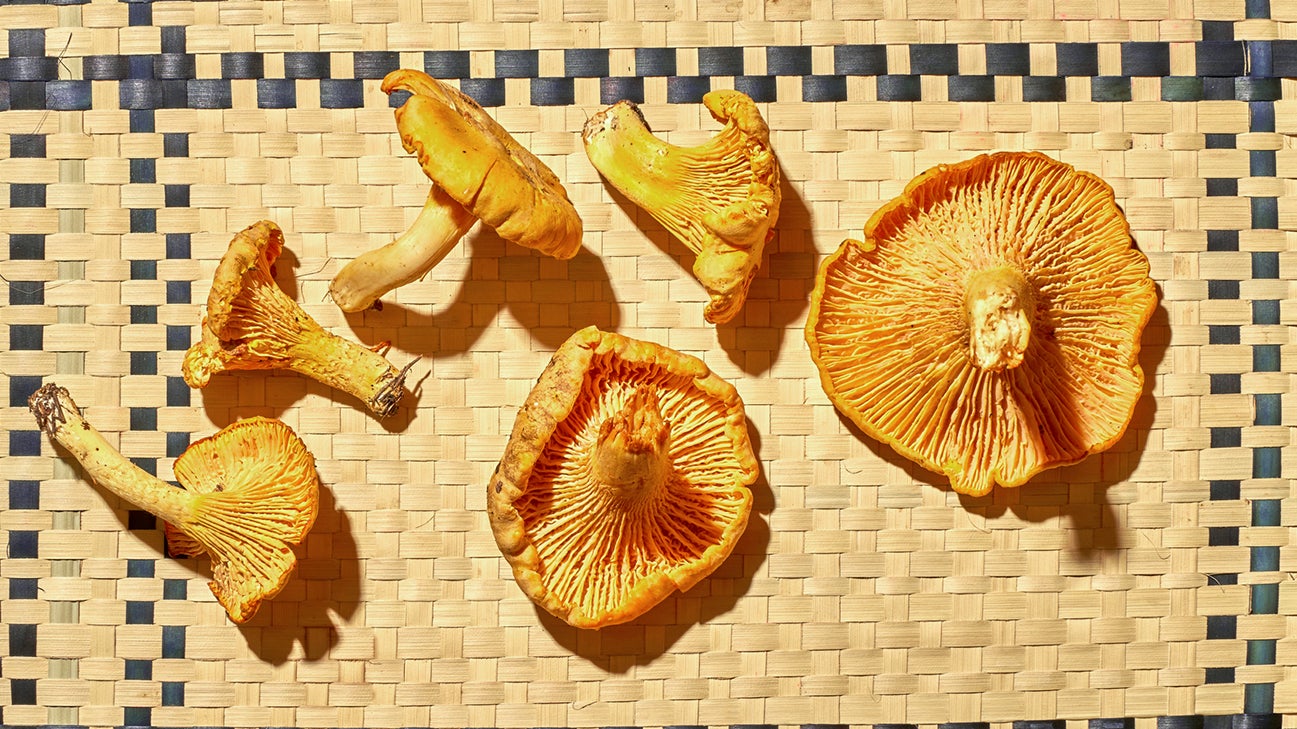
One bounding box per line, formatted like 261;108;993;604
240;482;362;664
340;228;621;358
533;417;773;671
715;164;817;375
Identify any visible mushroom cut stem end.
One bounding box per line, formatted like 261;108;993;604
965;266;1035;372
593;385;672;502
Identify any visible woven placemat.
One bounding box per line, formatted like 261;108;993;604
0;1;1293;728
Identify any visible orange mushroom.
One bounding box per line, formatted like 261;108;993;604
183;220;414;418
806;151;1158;496
582;90;780;325
328;69;583;312
488;326;757;628
28;383;319;624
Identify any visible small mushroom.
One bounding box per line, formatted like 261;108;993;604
183;220;415;418
328;69;584;312
582;90;781;325
488;326;757;629
28;383;319;624
806;151;1158;496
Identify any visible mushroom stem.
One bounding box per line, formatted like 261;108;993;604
329;185;477;312
592;385;672;502
28;383;319;624
965;265;1035;371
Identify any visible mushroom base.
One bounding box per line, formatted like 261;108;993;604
964;265;1035;372
592;385;672;503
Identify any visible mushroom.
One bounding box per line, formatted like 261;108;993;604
582;90;781;325
183;220;415;418
488;326;757;629
328;69;584;312
805;151;1158;497
28;383;319;624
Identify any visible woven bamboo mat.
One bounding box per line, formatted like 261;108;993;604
1;1;1294;728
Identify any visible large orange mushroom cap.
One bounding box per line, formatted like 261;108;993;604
488;326;757;629
806;151;1158;497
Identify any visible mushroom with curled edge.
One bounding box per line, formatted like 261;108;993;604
183;220;415;418
488;326;758;629
28;383;319;624
582;90;780;325
327;68;584;312
806;151;1158;497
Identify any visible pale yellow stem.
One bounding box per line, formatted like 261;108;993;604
965;266;1035;371
592;385;672;503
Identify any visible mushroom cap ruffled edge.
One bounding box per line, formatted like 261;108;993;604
204;220;285;335
486;325;758;628
805;150;1159;494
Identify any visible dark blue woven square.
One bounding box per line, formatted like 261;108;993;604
1207;279;1239;298
636;47;677;77
162;78;190;108
84;54;129;80
735;75;777;102
1209;373;1240;394
130;109;154;133
130;407;157;431
11;183;45;208
120;78;162;109
166;376;190;406
9;530;38;558
166;324;190;350
531;77;573;106
9;324;43;350
166;432;189;458
1092;77;1131;102
162;625;185;658
165;233;190;259
10;133;45;157
699;46;744;76
320;79;363;108
125;658;152;679
9;29;44;57
164;579;187;600
1251;149;1278;177
9;233;44;259
130;259;156;280
154;53;195;80
424;50;470;78
1202;77;1236;100
8;280;43;305
221;52;263;79
128;54;153;80
127;559;155;578
565;48;609;78
188;79;232;109
949;75;995;102
1210;480;1240;500
1208;525;1239;545
1237;77;1281;101
123;707;151;726
130;305;157;324
834;44;886;75
130;351;157;375
1254;344;1280;372
164;184;189;207
130;208;156;233
128;510;156;530
1252;197;1279;230
258;78;297;108
1122;42;1170;76
10;578;38;599
285;51;330;79
878;75;921;101
459;78;505;107
1251;102;1276;133
9;624;36;656
911;44;958;75
666;76;710;104
2;56;59;82
495;49;538;78
1;431;34;456
1208;325;1239;344
600;77;643;105
1056;43;1098;75
1196;41;1246;77
1204;668;1235;684
802;75;845;102
767;46;812;75
9;376;41;406
160;25;185;53
1274;40;1297;76
1090;722;1134;729
353;51;398;80
162;681;184;706
9;80;45;110
1253;299;1280;325
1205;178;1237;196
130;158;155;183
986;43;1030;75
10;678;36;705
47;82;91;111
163;132;187;157
1201;21;1234;41
10;480;39;509
0;81;10;111
126;601;155;624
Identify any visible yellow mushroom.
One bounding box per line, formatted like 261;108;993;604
582;90;781;324
183;220;414;418
328;69;583;312
29;383;319;624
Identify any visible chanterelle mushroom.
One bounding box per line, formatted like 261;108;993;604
328;69;583;312
582;90;780;325
488;326;757;629
28;383;319;624
806;151;1158;497
183;220;414;418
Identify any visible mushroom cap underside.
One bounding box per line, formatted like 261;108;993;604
383;69;583;260
489;326;757;629
806;151;1158;496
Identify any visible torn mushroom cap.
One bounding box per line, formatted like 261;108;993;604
183;220;414;418
582;90;780;325
328;69;583;312
28;383;318;624
488;326;757;629
805;151;1158;497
